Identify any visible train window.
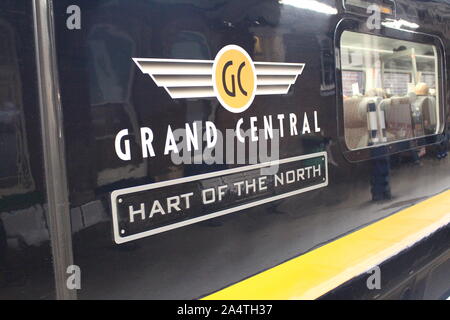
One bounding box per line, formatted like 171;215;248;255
340;31;441;150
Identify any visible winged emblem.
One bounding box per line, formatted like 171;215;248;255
132;58;305;99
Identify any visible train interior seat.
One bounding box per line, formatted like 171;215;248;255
381;95;415;141
343;97;368;150
343;81;438;149
413;83;437;134
344;96;381;149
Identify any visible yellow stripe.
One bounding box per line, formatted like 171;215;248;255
203;190;450;300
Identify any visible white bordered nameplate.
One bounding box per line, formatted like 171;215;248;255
111;152;328;244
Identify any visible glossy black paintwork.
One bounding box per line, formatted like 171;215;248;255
0;0;54;299
0;0;449;299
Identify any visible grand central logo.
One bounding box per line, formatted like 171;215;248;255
133;45;305;113
110;46;322;243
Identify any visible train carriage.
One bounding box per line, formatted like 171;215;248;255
0;0;449;300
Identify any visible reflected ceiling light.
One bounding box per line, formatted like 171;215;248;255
279;0;338;15
382;19;419;30
342;45;393;54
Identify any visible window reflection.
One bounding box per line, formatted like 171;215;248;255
341;31;441;150
0;21;34;197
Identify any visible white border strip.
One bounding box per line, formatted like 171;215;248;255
111;152;328;244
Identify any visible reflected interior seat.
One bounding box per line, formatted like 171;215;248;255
381;95;415;141
343;97;369;149
414;83;437;133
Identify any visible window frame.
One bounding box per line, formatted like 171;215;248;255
335;19;446;162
